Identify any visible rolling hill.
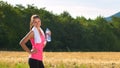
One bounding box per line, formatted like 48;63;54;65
105;12;120;21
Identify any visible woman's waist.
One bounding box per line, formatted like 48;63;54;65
31;47;43;52
30;49;43;56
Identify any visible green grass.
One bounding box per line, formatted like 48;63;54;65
0;62;29;68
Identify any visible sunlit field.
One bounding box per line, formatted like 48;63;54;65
0;51;120;68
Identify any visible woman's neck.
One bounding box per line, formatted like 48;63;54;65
35;26;40;29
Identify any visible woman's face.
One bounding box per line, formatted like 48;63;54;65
33;18;41;27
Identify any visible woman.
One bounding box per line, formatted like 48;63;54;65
19;14;46;68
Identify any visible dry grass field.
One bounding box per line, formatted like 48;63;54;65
0;51;120;68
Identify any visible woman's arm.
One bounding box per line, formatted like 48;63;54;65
19;30;34;54
44;41;47;48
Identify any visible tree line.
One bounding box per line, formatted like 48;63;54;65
0;1;120;51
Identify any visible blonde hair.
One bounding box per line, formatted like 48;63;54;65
30;14;40;30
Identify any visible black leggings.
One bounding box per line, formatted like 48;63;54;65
28;58;44;68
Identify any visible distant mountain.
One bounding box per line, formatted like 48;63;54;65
105;12;120;21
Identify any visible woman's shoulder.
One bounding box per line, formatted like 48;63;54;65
27;30;34;39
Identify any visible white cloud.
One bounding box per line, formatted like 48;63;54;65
3;0;120;19
45;5;118;19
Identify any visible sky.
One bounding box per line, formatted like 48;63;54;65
3;0;120;19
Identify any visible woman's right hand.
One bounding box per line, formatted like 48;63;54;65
30;48;38;54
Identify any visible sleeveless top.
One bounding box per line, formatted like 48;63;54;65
29;27;46;61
